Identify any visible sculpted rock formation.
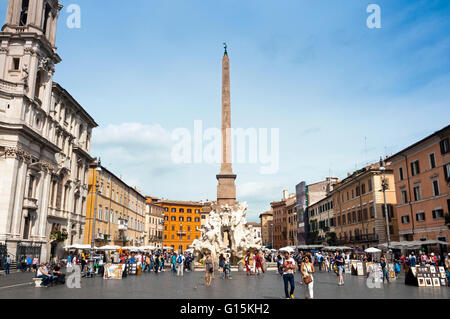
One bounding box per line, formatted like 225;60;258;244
193;202;261;263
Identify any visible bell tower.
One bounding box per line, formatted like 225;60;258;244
0;0;62;108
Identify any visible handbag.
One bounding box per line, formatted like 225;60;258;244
304;275;312;285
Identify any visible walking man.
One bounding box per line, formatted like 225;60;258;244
281;251;296;299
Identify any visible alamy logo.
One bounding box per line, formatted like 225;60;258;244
366;268;383;289
366;4;382;29
66;264;81;289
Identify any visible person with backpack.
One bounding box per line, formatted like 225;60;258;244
176;253;185;276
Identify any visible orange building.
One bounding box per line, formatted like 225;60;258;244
386;125;449;244
157;200;203;252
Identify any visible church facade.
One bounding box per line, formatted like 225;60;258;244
0;0;97;262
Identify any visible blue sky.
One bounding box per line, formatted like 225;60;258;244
1;0;449;221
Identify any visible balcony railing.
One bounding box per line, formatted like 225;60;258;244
336;234;379;245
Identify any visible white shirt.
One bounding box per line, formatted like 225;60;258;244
282;258;296;275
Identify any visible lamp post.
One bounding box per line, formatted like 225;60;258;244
179;223;183;254
379;157;391;255
271;221;274;250
161;219;165;250
89;158;102;276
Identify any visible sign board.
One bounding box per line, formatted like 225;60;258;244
104;264;125;280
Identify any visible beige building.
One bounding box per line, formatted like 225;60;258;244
0;0;97;262
83;162;146;248
307;195;336;245
259;211;273;248
247;222;262;244
330;162;399;249
145;197;164;248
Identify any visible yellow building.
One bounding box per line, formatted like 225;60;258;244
84;161;146;247
329;162;399;249
157;200;203;252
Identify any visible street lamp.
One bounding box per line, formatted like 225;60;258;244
379;157;391;255
89;158;102;277
179;223;183;254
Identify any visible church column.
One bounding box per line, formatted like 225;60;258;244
41;69;53;113
10;160;27;238
27;49;39;99
35;0;44;28
0;47;8;80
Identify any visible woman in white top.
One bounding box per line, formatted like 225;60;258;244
300;255;315;299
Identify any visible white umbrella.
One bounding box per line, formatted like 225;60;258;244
279;246;294;253
163;246;173;250
365;247;381;253
98;245;120;251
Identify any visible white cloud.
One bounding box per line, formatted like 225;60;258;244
93;122;172;147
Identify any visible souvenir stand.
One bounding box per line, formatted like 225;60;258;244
407;266;448;287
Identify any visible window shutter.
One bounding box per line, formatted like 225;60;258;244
411;162;415;175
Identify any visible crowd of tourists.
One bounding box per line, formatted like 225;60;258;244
3;247;450;294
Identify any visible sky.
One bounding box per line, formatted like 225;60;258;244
1;0;449;222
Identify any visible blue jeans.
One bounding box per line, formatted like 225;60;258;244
222;265;231;279
5;263;10;274
37;275;50;286
382;268;389;282
283;274;295;298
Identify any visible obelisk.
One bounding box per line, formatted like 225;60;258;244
216;43;237;207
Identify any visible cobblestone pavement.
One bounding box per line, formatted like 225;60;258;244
0;269;448;299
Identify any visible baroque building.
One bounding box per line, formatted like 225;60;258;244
0;0;97;262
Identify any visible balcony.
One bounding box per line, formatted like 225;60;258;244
23;198;38;210
118;224;128;231
336;233;379;245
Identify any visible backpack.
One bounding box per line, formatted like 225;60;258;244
177;255;183;263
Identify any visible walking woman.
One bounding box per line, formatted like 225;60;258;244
205;253;214;287
300;255;315;299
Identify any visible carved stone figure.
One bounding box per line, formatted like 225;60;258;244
193;202;262;264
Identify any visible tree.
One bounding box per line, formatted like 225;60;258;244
307;231;319;245
326;232;337;246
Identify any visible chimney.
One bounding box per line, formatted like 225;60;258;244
283;190;289;200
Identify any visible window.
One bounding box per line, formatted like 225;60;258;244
444;163;450;181
179;217;184;221
195;209;200;213
179;208;184;213
399;167;404;181
195;218;200;222
432;209;444;219
12;58;20;70
19;0;29;26
429;153;436;169
370;206;375;219
413;185;422;201
164;207;168;212
201;215;206;219
401;215;410;224
187;217;192;222
171;216;176;221
356;186;360;197
432;180;440;196
361;183;366;195
368;179;373;192
411;160;420;176
171;208;176;212
440;138;449;154
401;190;408;204
172;226;175;231
187;209;192;213
416;212;426;222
